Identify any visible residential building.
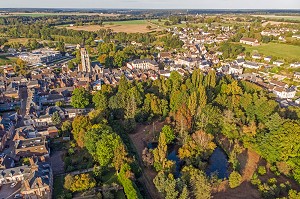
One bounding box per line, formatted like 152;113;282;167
127;59;158;70
240;38;260;46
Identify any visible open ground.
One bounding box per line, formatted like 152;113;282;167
61;20;163;33
242;43;300;62
252;15;300;22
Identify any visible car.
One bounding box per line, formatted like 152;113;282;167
10;182;17;188
14;194;22;199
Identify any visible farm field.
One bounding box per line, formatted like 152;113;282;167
242;43;300;62
252;15;300;22
6;38;29;45
62;20;163;33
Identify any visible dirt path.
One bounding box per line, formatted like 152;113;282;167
129;121;165;199
242;149;261;181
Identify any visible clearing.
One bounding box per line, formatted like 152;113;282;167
242;43;300;62
129;121;166;199
62;20;163;33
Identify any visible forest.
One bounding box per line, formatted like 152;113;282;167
66;69;300;198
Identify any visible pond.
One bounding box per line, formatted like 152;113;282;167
147;142;182;178
205;147;229;179
167;147;182;178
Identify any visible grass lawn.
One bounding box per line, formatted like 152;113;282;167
0;56;17;65
242;43;300;62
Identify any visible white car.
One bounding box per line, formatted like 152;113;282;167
10;182;17;188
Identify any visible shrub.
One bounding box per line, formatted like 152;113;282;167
229;171;242;188
258;166;267;176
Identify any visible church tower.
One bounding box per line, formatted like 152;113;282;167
79;47;92;73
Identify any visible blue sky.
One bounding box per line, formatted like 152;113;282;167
0;0;299;9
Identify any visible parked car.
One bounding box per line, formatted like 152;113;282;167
14;194;22;199
10;182;17;188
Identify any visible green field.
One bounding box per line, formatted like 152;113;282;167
0;56;17;65
252;15;300;22
242;43;300;62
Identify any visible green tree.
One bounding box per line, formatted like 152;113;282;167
55;101;64;107
61;120;72;133
153;132;174;171
182;166;211;199
161;125;175;144
118;164;142;199
92;91;108;111
95;131;123;167
68;174;96;192
229;171;242;188
52;111;61;125
71;88;91;108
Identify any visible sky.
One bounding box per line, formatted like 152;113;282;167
0;0;299;9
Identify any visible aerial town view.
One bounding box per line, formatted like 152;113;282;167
0;0;299;199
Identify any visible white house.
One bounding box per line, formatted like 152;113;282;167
290;62;300;68
294;72;300;79
252;54;261;59
273;60;284;66
264;56;272;62
243;61;260;69
240;38;260;46
273;87;296;99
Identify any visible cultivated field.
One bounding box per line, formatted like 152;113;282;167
62;20;163;33
243;43;300;62
252;15;300;22
0;12;120;17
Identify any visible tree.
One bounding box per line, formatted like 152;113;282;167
71;88;91;108
153;132;174;171
229;171;242;188
161;125;175;144
175;104;192;133
65;174;96;192
153;172;179;199
182;166;211;199
55;101;64;107
64;174;74;190
92;91;108;111
61;120;72;133
95;131;123;167
113;144;131;173
118;164;142;199
52;111;61;125
72;116;91;148
178;131;216;160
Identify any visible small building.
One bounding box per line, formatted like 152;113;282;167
273;60;284;66
290;62;300;68
264;56;272;62
294;72;300;79
240;38;260;46
243;61;260;69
